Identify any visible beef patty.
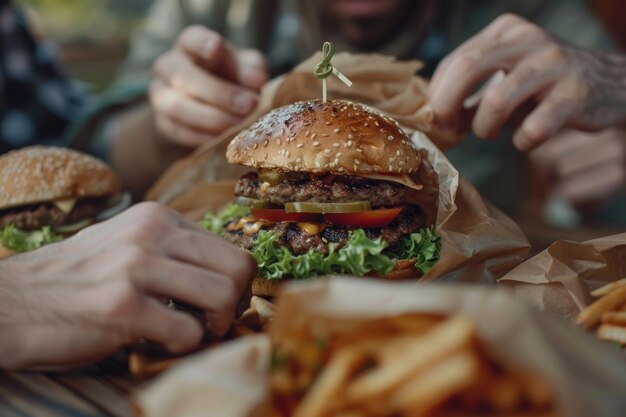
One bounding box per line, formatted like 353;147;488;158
224;206;425;255
0;198;109;230
235;172;409;208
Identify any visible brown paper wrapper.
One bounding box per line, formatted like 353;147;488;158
135;279;626;417
145;52;529;283
499;232;626;320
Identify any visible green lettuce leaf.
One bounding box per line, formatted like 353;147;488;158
199;206;441;280
388;226;441;273
199;204;251;236
0;225;63;253
251;229;395;281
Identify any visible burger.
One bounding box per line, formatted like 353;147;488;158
202;100;440;296
0;146;128;258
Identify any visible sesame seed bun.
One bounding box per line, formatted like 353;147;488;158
226;100;421;175
251;260;420;298
0;146;121;211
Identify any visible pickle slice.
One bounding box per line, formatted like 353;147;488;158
258;169;286;186
235;196;268;209
284;201;371;213
53;218;92;234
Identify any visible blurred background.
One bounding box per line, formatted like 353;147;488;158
22;0;152;90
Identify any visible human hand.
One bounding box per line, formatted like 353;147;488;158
150;26;268;147
530;128;626;208
429;14;626;151
0;202;256;370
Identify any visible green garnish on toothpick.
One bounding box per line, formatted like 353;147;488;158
313;42;353;102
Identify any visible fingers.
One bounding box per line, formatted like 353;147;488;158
512;87;578;151
430;13;526;97
430;41;534;130
153;49;258;117
175;25;238;81
133;257;245;336
158;228;257;289
472;56;562;139
150;79;243;139
131;297;204;353
236;49;269;91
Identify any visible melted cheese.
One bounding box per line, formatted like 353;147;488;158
53;198;77;214
243;221;270;236
298;223;323;236
227;216;270;236
359;173;423;191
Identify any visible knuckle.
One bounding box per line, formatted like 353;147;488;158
126;203;173;239
482;89;509;114
564;77;590;102
181;24;211;42
96;280;140;320
242;49;267;67
542;45;567;65
133;202;170;222
494;13;524;27
521;118;549;145
117;244;152;273
450;53;476;75
152;53;170;77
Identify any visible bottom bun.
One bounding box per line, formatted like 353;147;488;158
251;259;421;298
252;277;283;298
0;244;15;260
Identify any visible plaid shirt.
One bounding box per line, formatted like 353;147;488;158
0;0;85;153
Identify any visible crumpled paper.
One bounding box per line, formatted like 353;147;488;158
499;232;626;320
145;52;530;283
135;279;626;417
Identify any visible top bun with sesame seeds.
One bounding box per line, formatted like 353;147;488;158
226;99;421;175
0;146;120;210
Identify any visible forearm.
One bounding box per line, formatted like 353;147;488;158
108;102;191;200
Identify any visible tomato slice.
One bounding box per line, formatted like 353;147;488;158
324;208;402;228
251;208;319;223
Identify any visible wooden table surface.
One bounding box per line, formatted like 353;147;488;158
0;357;140;417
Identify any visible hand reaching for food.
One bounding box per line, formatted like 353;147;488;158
430;14;626;151
150;25;268;147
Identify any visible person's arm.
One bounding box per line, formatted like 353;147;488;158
108;103;190;199
0;202;256;370
429;14;626;152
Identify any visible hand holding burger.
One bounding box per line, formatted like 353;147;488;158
0;202;256;370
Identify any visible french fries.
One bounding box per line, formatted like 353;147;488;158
270;314;559;417
577;280;626;347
